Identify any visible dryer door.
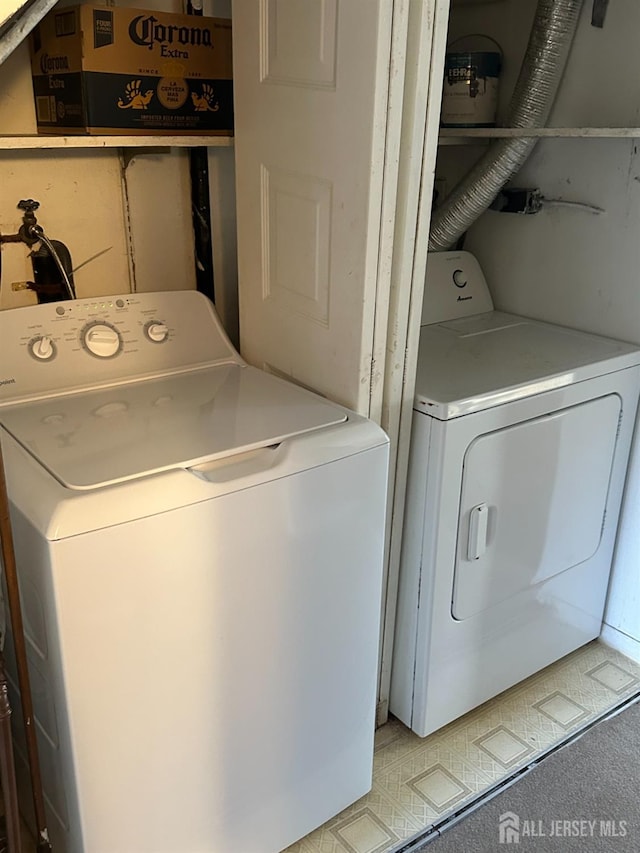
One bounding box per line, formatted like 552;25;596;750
452;394;621;620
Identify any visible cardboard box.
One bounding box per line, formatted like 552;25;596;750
29;4;233;135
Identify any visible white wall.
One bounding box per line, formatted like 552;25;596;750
0;41;134;307
0;0;238;341
440;0;640;659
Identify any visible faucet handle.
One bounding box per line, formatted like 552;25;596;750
16;199;42;246
18;199;40;213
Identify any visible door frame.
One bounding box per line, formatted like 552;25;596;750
376;0;450;724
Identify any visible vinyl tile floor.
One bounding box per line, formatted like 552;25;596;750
12;641;640;853
286;640;640;853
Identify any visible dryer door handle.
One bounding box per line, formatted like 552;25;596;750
467;503;489;561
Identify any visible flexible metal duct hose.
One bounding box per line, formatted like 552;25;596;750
429;0;585;251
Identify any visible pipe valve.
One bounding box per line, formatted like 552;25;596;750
16;199;43;246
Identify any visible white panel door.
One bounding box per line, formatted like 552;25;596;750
232;0;394;413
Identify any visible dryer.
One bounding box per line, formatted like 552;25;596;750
0;290;389;853
390;251;640;738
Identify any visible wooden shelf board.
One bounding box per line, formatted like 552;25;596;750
439;127;640;143
0;135;234;150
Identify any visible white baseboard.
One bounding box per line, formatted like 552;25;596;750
600;623;640;664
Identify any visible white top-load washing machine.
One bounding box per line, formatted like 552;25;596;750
390;251;640;738
0;291;389;853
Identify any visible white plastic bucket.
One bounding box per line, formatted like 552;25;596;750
441;36;502;128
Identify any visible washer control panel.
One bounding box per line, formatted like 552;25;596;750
0;291;240;405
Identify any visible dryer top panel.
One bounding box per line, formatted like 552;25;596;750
414;311;640;419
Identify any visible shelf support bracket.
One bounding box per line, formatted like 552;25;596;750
591;0;610;27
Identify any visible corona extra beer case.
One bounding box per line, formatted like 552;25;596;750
29;4;233;135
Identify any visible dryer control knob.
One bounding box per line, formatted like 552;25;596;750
30;335;55;360
145;321;169;343
83;323;121;358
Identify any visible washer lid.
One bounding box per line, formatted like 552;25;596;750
414;311;640;419
0;364;347;489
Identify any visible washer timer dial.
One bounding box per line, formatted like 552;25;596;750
82;322;122;359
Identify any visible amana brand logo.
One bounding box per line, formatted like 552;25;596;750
0;378;16;387
128;15;213;51
40;54;70;74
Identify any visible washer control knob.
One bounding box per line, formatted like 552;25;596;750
30;335;55;361
145;321;169;343
83;323;121;358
